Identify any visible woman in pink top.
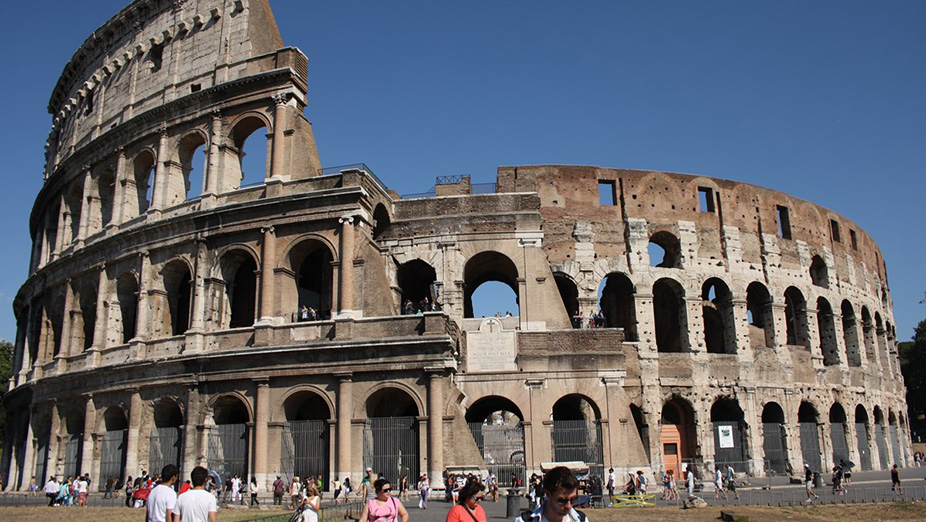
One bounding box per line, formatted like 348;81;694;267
359;479;409;522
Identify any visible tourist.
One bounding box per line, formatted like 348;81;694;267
513;466;588;522
804;464;818;503
713;466;726;499
606;468;616;499
399;474;409;501
446;480;486;522
891;464;903;496
486;472;498;502
300;484;321;522
725;464;739;500
249;476;260;506
147;464;179;522
44;476;59;506
75;473;89;506
417;473;430;509
273;475;285;505
173;466;218;522
358;478;408;522
332;476;343;505
289;476;303;509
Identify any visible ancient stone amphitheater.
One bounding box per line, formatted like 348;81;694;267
1;0;911;492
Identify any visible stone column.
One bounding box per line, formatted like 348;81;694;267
18;407;36;491
80;396;95;478
269;94;288;181
526;378;549;476
187;240;208;353
58;280;74;366
151;126;169;211
205;110;223;197
76;166;93;246
258;226;276;322
112;148;127;225
48;402;61;479
337;216;356;317
253;379;270;486
124;390;142;480
89;265;109;362
426;369;445;490
133;253;152;343
335;372;353;480
182;385;203;474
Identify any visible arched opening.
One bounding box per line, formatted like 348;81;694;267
702;278;735;354
854;405;872;470
841;301;861;367
661;398;695;479
48;295;65;358
553;273;580;328
551;395;604;475
364;388;420;481
464;251;519;319
150;400;183;478
290;240;334;321
711;398;746;472
817;297;839;366
810;255;828;288
99;407;128;490
75;277;98;351
861;307;876;364
116;273;138;344
133;150;156;216
97;169;116;230
230;116;269;190
761;402;788;474
65;183;83;245
397;259;437;314
630;404;650;461
874;406;889;469
466;396;526;485
653;278;687;352
219;250;258;329
649;231;681;268
209;396;250;481
798;402;822;471
599;272;637;340
829;403;849;466
162;261;192;336
875;313;889;371
281;391;331;484
746;282;774;348
178;133;207;202
372;203;391;240
64;411;84;478
888;409;902;466
784;287;810;348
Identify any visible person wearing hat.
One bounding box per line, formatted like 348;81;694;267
803;464;818;502
290;476;303;510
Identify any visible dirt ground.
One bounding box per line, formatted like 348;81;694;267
0;505;285;522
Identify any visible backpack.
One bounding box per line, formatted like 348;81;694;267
521;509;586;522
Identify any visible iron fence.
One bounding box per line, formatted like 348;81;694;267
468;421;527;486
149;427;183;478
281;420;330;484
64;434;82;478
363;417;419;482
99;429;128;490
208;423;249;481
551;420;605;478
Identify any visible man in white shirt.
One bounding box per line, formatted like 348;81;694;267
230;474;242;504
174;466;218;522
147;464;180;522
44;476;60;506
513;466;589;522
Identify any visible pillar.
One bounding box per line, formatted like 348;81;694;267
58;280;74;364
205;109;223;197
151;126;169;211
258;226;276;322
526;378;549;475
112;148;127;225
337;216;356;317
189;240;208;333
89;265;108;358
80;396;95;479
124;390;142;480
48;402;61;479
18;408;36;491
335;372;353;479
77;166;92;245
269;94;287;181
426;369;445;490
253;379;270;486
182;384;202;474
133;253;151;342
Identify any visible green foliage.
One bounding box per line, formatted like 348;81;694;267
0;339;11;437
899;320;926;422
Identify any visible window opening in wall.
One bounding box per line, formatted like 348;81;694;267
190;83;201;93
598;181;616;206
84;91;94;116
850;229;858;250
817;297;839;366
231;117;269;191
653;278;687;353
698;187;715;212
776;205;791;239
598;272;637;340
187;146;207;199
148;44;163;72
648;232;681;268
831;219;841;242
470;281;517;319
810;255;828;288
702;278;734;354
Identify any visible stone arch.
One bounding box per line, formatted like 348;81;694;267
100;405;128;488
115;271;138;344
661;397;696;478
810;255;828;288
654;277;687;352
208;394;251;481
365;385;422;418
465;395;525;423
854;404;873;470
282;389;333;421
64;181;83;245
276;387;335;423
364;385;422;480
746;282;774;348
63;409;85;477
397;259;437;313
160;259;193;336
552;394;602;421
95;167;116;230
829;402;850;465
551;394;604;471
598;272;637;340
798;401;822;471
817;297;839;366
463;250;519;319
216;247;259;329
227;113;272;191
286;236;336;321
710;397;747;471
132;149;156;216
464;395;527;482
150;398;184;476
761;401;788;474
784;286;810;349
209;394;253;425
702;278;735;354
372;203;391;240
649;231;681;268
553;272;580;327
173;130;209;203
861;306;876;364
69;274;99;352
280;387;332;483
841;300;861;367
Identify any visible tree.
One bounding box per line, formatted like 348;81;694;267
0;340;12;438
899;320;926;440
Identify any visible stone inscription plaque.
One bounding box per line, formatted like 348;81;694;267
465;318;517;372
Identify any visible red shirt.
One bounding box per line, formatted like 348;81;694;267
179;483;192;494
445;504;487;522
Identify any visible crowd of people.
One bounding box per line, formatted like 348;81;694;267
402;297;442;315
571;310;605;329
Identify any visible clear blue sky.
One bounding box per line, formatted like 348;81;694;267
0;1;923;342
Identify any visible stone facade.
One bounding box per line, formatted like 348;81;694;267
2;0;910;493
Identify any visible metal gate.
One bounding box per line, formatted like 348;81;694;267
799;422;821;471
149;427;183;477
854;422;872;470
889;425;902;466
551;420;604;477
99;429;128;489
762;422;788;474
363;417;419;482
281;420;330;483
64;434;83;477
468;422;526;485
208;423;249;481
35;436;49;484
875;424;889;468
830;423;849;466
713;422;746;473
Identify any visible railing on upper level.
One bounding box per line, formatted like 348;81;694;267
402;182;497;199
320;163;390;195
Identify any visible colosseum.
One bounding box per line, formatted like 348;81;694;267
1;0;911;493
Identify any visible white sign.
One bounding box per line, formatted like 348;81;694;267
465;318;517;372
718;425;735;449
